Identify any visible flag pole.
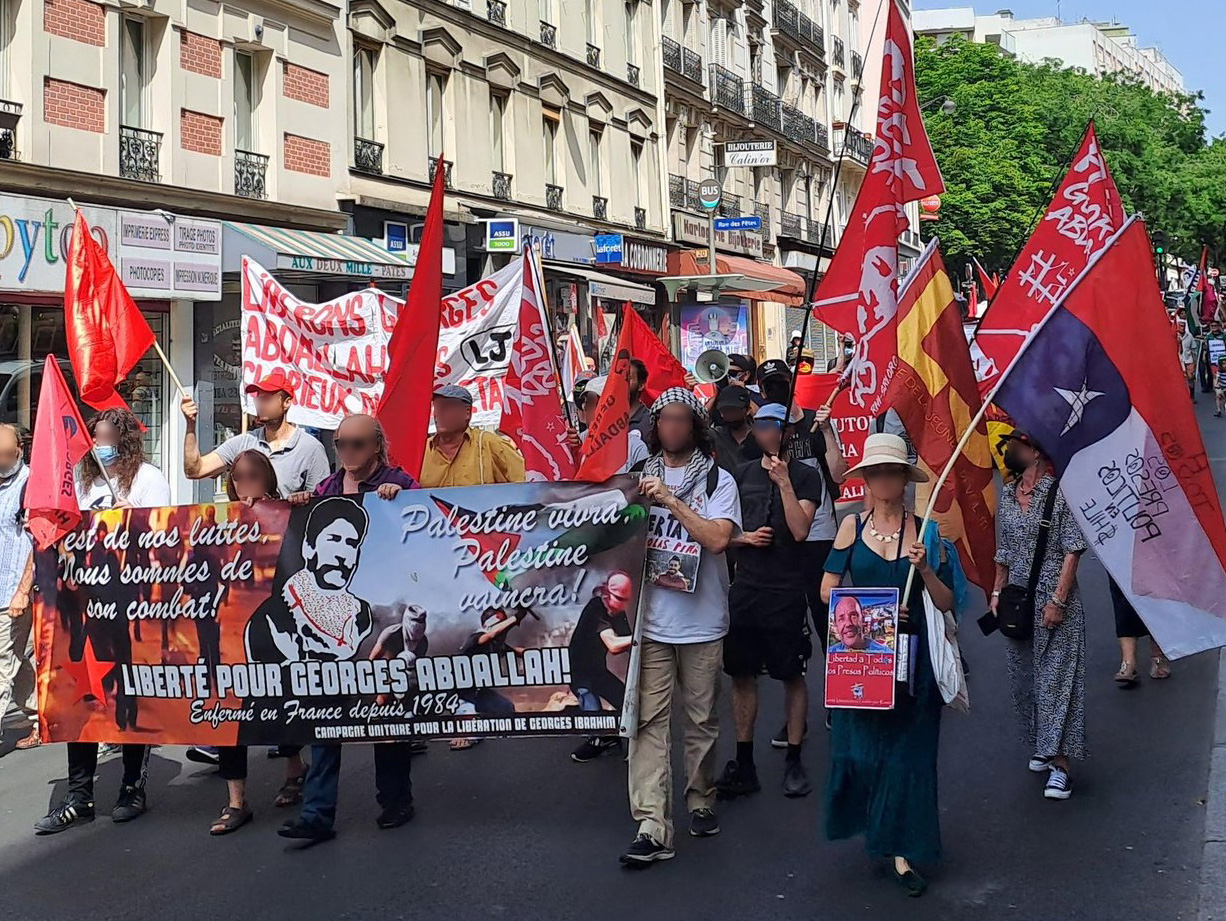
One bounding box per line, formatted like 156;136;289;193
785;0;887;412
899;213;1141;602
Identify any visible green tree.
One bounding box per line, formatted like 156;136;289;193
914;36;1221;271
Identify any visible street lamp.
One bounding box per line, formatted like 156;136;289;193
919;95;957;115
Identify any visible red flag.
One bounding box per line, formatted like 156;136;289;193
967;280;979;319
887;241;997;593
812;0;944;417
379;153;447;477
973;257;999;299
576;317;635;481
974;122;1125;397
25;357;93;550
622;305;688;403
501;249;577;481
64;211;156;410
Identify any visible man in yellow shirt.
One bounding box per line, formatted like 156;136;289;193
420;384;526;488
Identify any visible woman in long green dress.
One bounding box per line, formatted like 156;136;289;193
820;434;966;897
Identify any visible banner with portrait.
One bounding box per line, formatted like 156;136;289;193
35;479;650;745
679;303;749;368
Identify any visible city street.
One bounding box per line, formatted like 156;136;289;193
1;409;1222;921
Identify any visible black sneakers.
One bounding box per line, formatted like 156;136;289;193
715;759;761;799
782;760;813;798
277;818;337;843
770;722;811;748
619;833;675;866
376;803;416;829
34;798;95;835
571;736;621;763
689;808;720;837
112;785;147;823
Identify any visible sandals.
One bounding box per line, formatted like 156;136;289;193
1150;655;1172;680
1114;662;1139;687
210;805;253;836
275;771;308;808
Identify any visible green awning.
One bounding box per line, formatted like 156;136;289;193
223;222;410;279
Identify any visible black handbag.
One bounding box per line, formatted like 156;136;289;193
996;483;1060;641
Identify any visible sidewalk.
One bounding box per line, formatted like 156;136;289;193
1202;648;1226;921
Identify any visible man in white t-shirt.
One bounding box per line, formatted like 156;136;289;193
621;388;741;867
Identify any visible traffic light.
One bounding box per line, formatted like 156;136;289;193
1153;230;1167;255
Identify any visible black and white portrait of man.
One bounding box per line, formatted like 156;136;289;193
245;497;373;662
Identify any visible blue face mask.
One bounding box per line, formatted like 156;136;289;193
94;445;120;467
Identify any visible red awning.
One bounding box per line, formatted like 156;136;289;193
666;251;807;307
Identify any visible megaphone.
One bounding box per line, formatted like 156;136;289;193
694;349;730;384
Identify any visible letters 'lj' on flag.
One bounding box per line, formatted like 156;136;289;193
621;305;688;403
379;148;447;477
995;217;1226;659
974;122;1124;395
577;316;635;482
887;240;996;593
64;210;156;411
812;0;944;416
501;247;577;482
25;357;93;550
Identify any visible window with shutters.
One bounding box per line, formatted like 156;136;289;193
236;50;258;151
120;16;147;128
490;92;507;171
543;107;560;185
626;1;638;65
631;139;645;209
589;127;603;196
709;18;727;67
426;71;447;158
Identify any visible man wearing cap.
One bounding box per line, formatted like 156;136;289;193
786;331;803;365
420;384;526;488
622;387;741;867
711;385;753;473
628;359;651;437
718;402;824;800
573;376;648;472
182;368;331;498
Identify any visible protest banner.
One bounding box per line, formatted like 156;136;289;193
35;479;650;745
240;257;402;428
794;371;873;503
435;257;525;428
824;587;899;710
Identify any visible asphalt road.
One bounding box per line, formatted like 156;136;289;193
1;407;1223;921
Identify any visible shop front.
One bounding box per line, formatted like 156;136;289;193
591;233;672;362
0;193;221;489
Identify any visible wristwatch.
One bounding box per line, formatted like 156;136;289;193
1051;596;1068;609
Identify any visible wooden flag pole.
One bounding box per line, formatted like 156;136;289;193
151;339;186;398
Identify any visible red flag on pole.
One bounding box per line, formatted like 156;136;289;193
621;305;688;403
973;122;1125;396
64;211;156;411
379;152;447;477
576;317;635;482
812;0;944;417
973;257;999;299
501;247;577;481
25;357;92;550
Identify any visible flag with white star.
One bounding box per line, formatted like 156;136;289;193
995;216;1226;659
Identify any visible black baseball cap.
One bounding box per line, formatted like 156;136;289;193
716;385;751;410
757;359;791;384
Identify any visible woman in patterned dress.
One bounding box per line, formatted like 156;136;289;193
992;432;1088;801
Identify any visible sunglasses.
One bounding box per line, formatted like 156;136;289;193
335;437;375;451
753;418;785;429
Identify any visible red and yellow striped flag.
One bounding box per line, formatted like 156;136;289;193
888;242;997;594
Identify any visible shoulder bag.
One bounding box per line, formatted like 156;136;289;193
996;482;1060;641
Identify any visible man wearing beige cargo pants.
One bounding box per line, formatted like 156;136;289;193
0;425;37;751
622;389;741;867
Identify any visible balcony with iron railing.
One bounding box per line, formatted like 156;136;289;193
429;156;453;189
546;183;564;211
669;173;687;209
635;207;647;230
493;170;512;200
748;83;782;132
832;36;845;68
487;0;506;25
587;43;602;69
780;210;803;239
0;100;21;161
718;193;741;218
120;125;161;182
663;36;682;74
851;50;863;77
754;201;771;230
354;137;384;174
686;178;701;211
710;64;746;116
772;0;824;57
682;47;703;83
539;20;557;49
593;195;608;221
234;149;268;199
805;217;825;245
833;126;874;165
815;121;830;151
781;102;815;146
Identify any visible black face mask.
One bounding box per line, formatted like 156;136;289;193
1002;445;1029;475
762;380;790;405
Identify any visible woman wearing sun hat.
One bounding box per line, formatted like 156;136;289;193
819;433;968;898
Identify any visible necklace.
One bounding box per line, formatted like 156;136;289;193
866;511;901;543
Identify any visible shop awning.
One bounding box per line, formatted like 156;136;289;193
665;251;806;306
544;262;657;306
223;222;410;280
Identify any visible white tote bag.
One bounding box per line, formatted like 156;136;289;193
923;590;970;713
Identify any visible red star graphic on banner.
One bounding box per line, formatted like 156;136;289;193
60;636;109;704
